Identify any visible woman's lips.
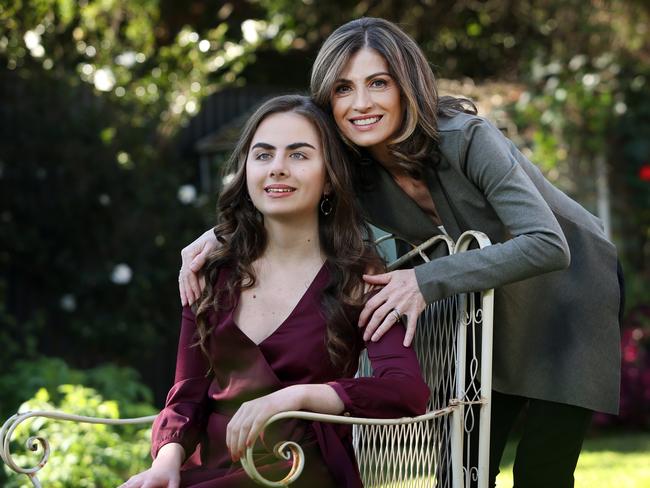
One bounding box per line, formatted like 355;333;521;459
349;114;383;131
264;185;296;198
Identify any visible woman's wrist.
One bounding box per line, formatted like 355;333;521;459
283;384;310;411
153;442;185;468
287;384;344;414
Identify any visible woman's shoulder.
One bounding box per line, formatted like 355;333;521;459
437;112;507;168
437;110;493;134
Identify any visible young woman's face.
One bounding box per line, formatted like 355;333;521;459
330;48;402;159
246;112;327;221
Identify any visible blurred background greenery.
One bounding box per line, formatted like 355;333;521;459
1;0;649;486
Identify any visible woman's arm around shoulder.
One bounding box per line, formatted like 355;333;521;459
179;228;218;305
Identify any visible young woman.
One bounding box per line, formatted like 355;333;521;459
179;18;622;488
122;94;429;488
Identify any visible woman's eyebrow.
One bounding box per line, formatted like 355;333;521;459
287;142;316;150
336;71;392;83
251;142;275;150
251;142;316;150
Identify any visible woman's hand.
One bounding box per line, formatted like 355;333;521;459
179;229;217;306
119;443;183;488
359;269;427;347
226;386;305;462
119;467;179;488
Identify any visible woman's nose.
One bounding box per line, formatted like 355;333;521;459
268;153;289;177
352;87;372;112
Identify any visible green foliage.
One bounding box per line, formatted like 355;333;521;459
0;358;84;419
0;0;260;128
0;357;155;420
0;358;157;486
2;385;155;488
0;0;236;379
504;8;650;308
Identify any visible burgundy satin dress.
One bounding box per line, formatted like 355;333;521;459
151;264;430;487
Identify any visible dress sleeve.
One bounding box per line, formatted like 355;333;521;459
150;305;212;459
414;116;571;303
327;323;430;418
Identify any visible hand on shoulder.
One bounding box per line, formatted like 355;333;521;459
179;228;217;305
359;268;426;347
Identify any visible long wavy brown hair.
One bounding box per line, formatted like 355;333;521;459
311;17;477;178
194;94;383;376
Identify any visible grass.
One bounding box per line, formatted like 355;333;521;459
495;432;650;488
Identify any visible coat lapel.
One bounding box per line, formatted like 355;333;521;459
423;165;463;240
357;161;466;242
358;163;440;244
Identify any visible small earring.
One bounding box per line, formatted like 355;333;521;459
320;195;333;216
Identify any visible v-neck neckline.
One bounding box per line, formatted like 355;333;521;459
229;261;328;348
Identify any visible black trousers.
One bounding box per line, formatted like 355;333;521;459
488;391;593;488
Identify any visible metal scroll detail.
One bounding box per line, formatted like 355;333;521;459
1;411;157;487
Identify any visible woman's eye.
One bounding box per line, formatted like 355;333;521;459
255;152;272;160
370;78;388;88
290;152;307;160
334;84;351;94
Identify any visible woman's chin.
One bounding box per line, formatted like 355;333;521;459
260;208;319;223
344;132;389;152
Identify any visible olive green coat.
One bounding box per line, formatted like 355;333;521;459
357;112;621;414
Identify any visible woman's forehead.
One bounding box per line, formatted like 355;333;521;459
251;112;321;148
338;48;390;80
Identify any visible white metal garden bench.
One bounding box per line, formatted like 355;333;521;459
2;231;494;488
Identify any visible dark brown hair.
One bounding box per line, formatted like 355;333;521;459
311;17;477;177
194;94;383;375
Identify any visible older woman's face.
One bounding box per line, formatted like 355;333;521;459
330;48;402;162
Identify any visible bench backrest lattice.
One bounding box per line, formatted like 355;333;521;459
1;231;493;488
352;231;493;488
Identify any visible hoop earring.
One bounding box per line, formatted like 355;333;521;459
320;195;333;216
